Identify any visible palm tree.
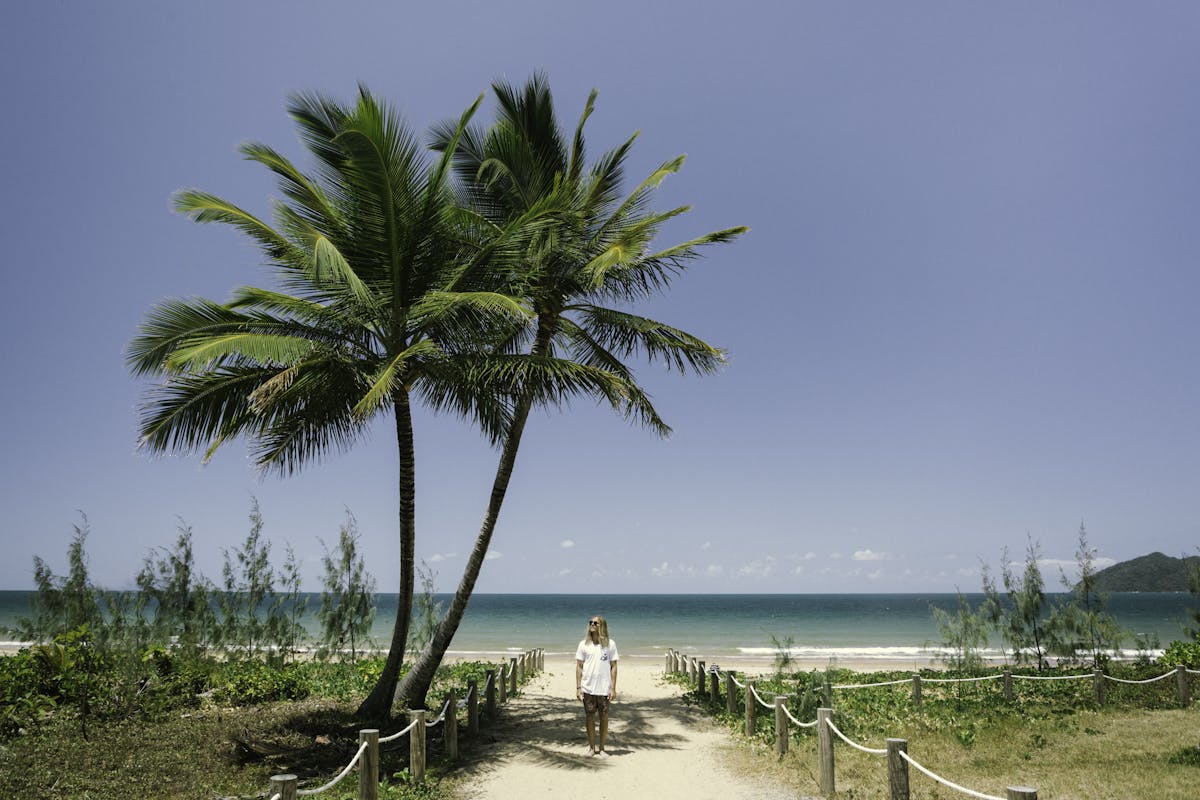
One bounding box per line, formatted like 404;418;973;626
393;75;747;708
127;86;531;720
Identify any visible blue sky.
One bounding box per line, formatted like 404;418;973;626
2;2;1198;594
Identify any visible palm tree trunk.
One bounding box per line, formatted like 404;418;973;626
393;397;533;710
355;391;418;720
393;320;553;710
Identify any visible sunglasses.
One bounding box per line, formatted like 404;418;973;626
588;620;600;625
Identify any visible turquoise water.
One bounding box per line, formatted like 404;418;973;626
1;591;1192;665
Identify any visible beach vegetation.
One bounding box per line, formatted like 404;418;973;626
135;522;217;651
1001;538;1053;669
769;632;795;676
929;589;990;673
392;73;745;709
15;515;106;644
317;510;377;661
1049;522;1127;668
217;497;276;657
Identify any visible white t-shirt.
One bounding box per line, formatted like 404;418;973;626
576;637;619;695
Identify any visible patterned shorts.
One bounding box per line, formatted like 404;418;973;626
581;692;609;713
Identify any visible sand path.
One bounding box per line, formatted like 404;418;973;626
452;658;795;799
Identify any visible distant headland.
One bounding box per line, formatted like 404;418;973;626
1091;551;1199;592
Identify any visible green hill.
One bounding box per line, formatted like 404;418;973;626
1091;552;1200;592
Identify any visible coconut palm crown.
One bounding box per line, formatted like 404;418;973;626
127;86;536;720
393;74;747;708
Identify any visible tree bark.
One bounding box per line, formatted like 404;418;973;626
356;391;417;720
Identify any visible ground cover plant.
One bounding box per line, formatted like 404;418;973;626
668;660;1200;799
0;652;510;800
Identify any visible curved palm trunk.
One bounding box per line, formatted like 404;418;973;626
356;392;418;720
393;322;552;710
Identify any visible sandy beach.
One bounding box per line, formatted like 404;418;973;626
450;655;807;800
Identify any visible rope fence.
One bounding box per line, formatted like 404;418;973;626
664;648;1198;800
264;647;544;800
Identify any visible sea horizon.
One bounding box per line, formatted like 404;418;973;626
2;591;1193;666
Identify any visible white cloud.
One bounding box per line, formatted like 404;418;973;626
651;561;671;577
485;551;503;561
560;539;575;548
852;549;889;561
829;552;844;560
427;552;456;563
737;556;777;578
558;567;573;577
701;541;712;550
705;564;723;577
801;552;816;561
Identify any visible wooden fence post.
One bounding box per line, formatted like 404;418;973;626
269;774;298;800
823;677;833;708
774;695;788;756
518;653;526;684
409;710;427;783
887;738;909;800
1006;787;1038;799
509;657;518;695
744;681;757;736
467;679;480;736
911;674;922;708
444;690;458;762
1093;669;1106;705
817;708;835;796
1177;664;1190;707
498;663;508;704
710;669;720;705
485;670;497;720
540;648;545;671
689;656;697;685
1004;668;1013;702
358;729;379;800
726;671;737;715
698;660;707;696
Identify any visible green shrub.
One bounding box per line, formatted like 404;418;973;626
213;661;311;705
1158;640;1200;669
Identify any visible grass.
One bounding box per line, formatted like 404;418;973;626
0;654;519;800
672;665;1200;799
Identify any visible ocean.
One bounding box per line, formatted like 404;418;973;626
1;591;1192;667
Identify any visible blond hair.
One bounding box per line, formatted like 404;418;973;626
585;615;610;648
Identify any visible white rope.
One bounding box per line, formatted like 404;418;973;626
268;794;282;800
297;740;369;796
922;674;1005;684
749;684;775;709
1188;668;1200;675
834;678;910;689
824;717;887;755
898;749;1004;800
379;717;420;744
781;704;819;728
1103;671;1175;685
1013;672;1089;681
457;697;469;710
731;674;746;689
426;698;452;726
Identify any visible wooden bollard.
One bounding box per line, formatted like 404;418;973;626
745;681;758;736
518;653;526;684
498;663;508;704
911;674;922;708
409;710;426;783
823;677;833;708
698;660;707;696
726;671;737;715
709;669;720;705
269;774;298;800
1177;664;1190;707
467;678;480;736
774;695;788;756
1004;668;1013;702
485;670;497;720
539;648;545;671
817;708;835;795
887;738;909;800
509;657;518;694
1006;787;1038;799
358;729;379;800
444;691;458;762
689;656;697;684
1093;669;1106;705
